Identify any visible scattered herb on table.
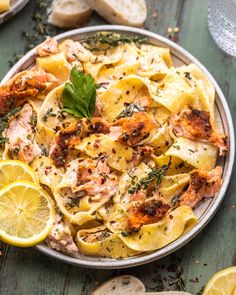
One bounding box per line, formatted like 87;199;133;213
152;274;165;291
9;0;64;67
196;286;205;295
128;160;171;194
83;32;148;51
62;67;96;120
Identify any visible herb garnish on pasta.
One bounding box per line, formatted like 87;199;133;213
62;67;96;120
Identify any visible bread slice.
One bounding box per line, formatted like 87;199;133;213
92;275;193;295
48;0;92;28
85;0;147;27
92;275;145;295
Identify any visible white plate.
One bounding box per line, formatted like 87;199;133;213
0;0;30;24
1;25;235;269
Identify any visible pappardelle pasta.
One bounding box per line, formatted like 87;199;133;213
0;33;227;258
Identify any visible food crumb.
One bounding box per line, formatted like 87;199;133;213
195;260;200;264
230;204;235;208
167;27;180;42
152;11;158;19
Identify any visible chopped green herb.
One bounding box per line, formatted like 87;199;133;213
83;32;148;51
117;103;145;119
121;231;132;237
40;145;48;156
62;67;96;120
42;108;55;122
152;274;165;291
68;197;81;208
184;72;192;80
128;160;171;194
196;286;205;295
173;144;181;150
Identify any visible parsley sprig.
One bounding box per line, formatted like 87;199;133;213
62;67;96;120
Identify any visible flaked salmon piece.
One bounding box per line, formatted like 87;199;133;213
134;95;153;109
0;69;59;115
171;107;227;156
49;120;87;167
74;157;117;201
59;39;92;63
6;103;41;163
11;68;59;93
88;117;110;134
127;198;170;232
131;145;155;167
93;98;103;117
180;166;222;208
36;37;59;57
46;215;78;257
111;112;157;146
0;85;38;115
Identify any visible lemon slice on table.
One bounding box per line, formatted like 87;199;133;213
203;266;236;295
0;160;37;189
0;181;55;247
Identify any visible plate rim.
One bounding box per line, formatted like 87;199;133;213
0;0;30;25
1;25;235;269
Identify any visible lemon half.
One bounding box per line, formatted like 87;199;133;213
203;266;236;295
0;160;37;189
0;181;54;247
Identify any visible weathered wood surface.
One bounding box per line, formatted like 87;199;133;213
0;0;236;294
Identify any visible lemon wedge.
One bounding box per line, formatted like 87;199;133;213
203;266;236;295
0;181;54;247
0;160;37;189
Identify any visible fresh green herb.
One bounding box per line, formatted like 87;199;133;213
152;274;165;291
11;146;21;157
121;231;132;237
40;145;48;156
68;197;81;208
42;108;56;122
184;72;192;80
0;107;21;146
9;0;64;67
197;286;205;295
176;274;186;291
128;160;171;194
173;144;181;150
83;32;148;51
171;195;180;206
62;67;96;120
117;103;145;119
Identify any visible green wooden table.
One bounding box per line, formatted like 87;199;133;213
0;1;236;294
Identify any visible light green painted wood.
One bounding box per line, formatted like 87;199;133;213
0;0;235;294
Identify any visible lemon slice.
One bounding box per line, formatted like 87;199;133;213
0;160;37;189
203;266;236;295
0;181;55;247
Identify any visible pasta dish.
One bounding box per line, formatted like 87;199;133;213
0;33;227;258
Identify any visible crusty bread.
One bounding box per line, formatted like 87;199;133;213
85;0;147;27
92;275;193;295
92;275;145;295
48;0;92;28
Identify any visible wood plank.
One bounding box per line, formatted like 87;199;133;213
175;0;236;293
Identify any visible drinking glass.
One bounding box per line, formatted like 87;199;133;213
208;0;236;56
